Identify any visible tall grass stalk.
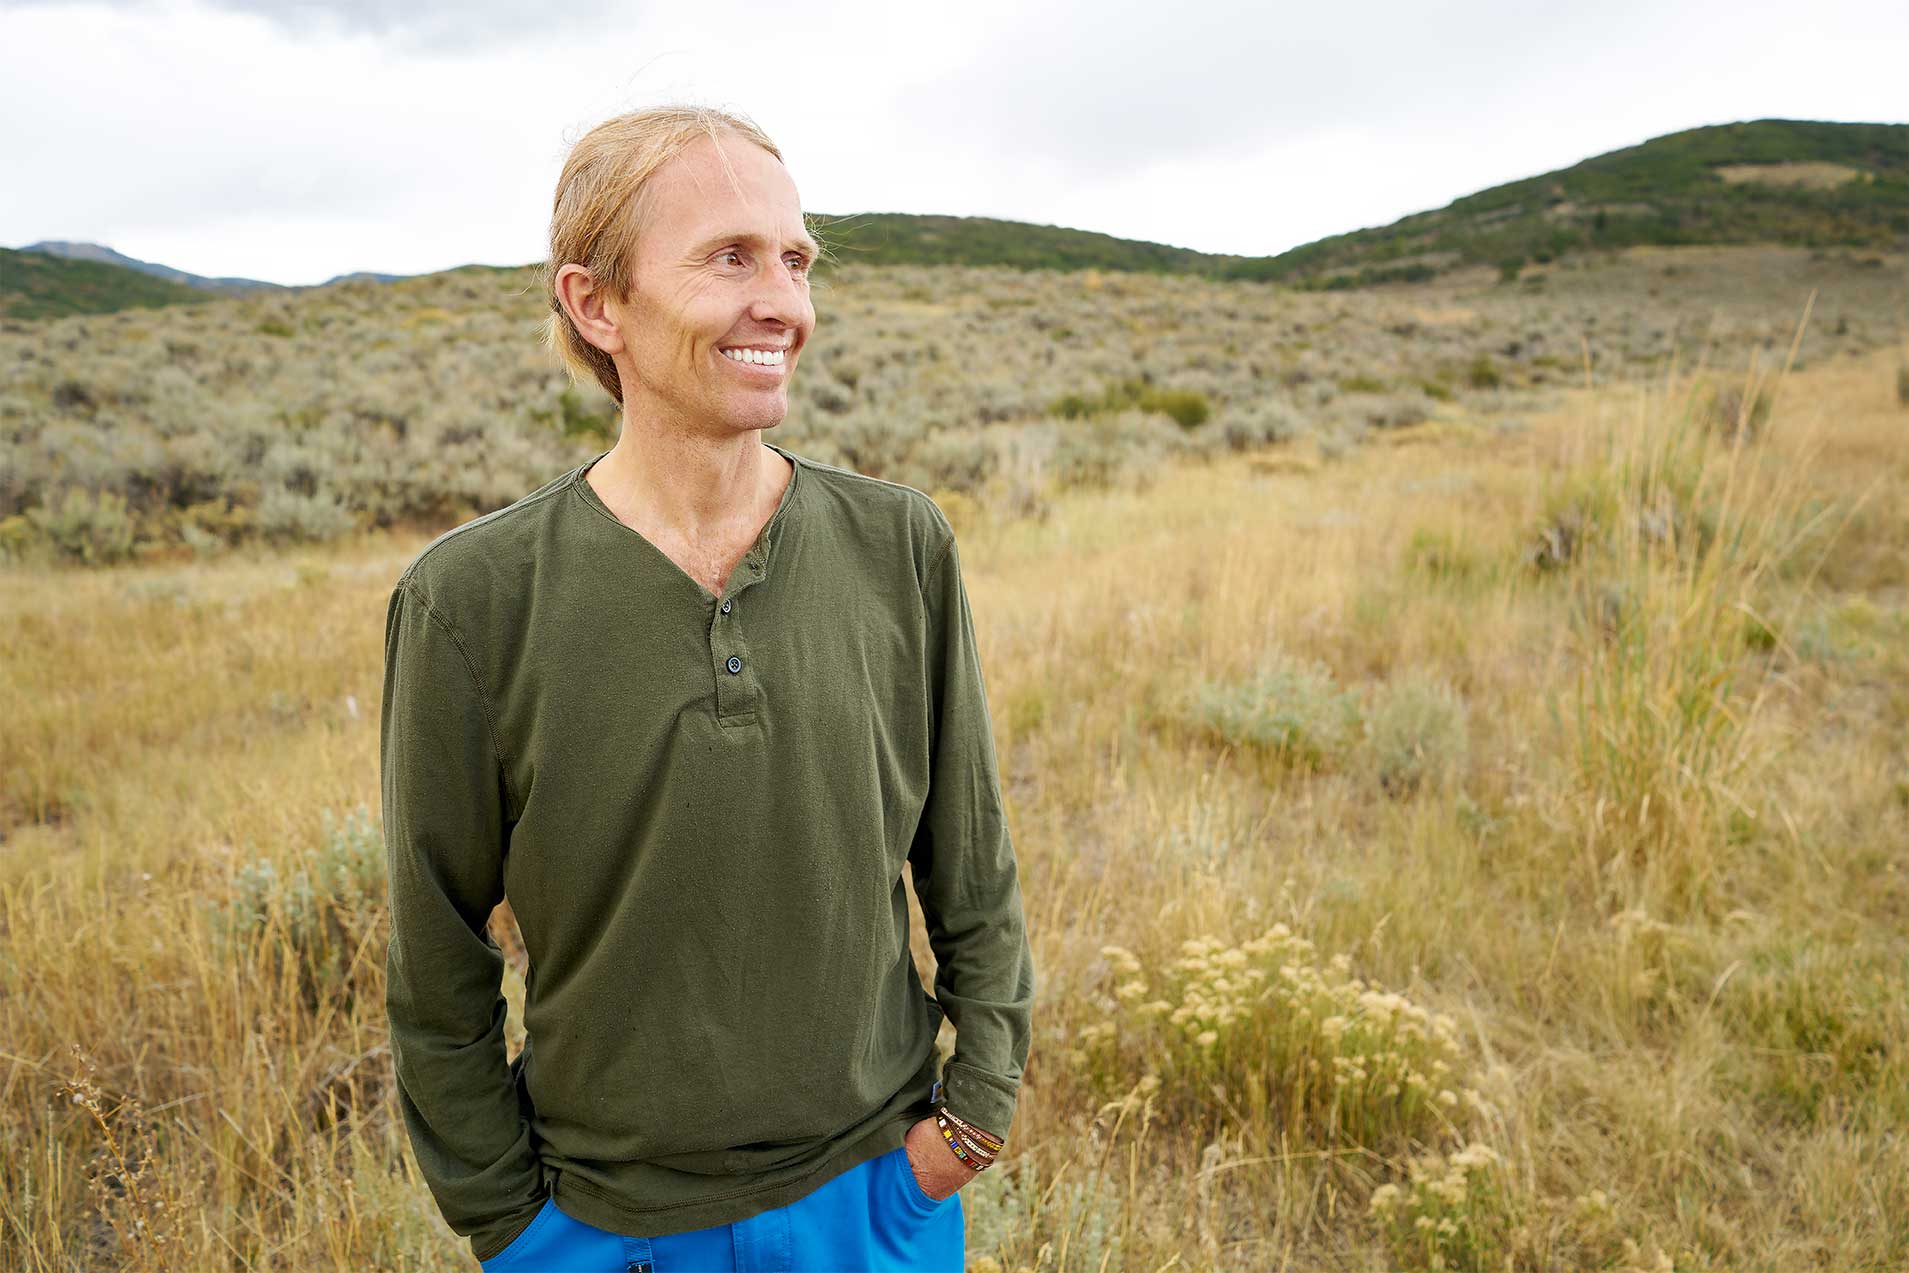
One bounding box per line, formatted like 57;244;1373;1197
1554;295;1863;910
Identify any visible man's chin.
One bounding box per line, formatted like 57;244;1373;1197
717;400;789;433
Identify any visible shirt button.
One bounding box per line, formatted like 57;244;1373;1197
726;655;742;674
720;599;732;614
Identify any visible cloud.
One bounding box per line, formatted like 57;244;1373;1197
898;0;1662;179
3;0;1906;280
14;0;628;54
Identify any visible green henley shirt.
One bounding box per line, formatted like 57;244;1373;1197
378;440;1036;1262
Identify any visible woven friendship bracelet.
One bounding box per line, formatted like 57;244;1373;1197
935;1111;1001;1164
934;1109;997;1169
925;1079;1004;1170
926;1080;1004;1153
935;1111;997;1165
940;1107;1003;1153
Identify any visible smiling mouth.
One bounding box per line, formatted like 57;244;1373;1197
719;345;789;365
717;348;789;376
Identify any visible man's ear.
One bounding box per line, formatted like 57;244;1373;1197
556;264;626;356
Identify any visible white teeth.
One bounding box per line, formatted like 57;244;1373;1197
721;347;785;366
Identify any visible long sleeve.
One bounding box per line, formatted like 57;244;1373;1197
908;535;1036;1147
379;576;547;1261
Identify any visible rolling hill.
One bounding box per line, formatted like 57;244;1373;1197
20;240;291;295
1;242;412;321
0;246;216;321
1226;118;1909;289
5;117;1904;322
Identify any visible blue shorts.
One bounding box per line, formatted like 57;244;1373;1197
477;1144;965;1272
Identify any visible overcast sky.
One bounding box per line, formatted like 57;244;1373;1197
3;0;1905;288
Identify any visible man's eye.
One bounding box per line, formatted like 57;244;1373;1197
787;255;810;274
719;250;744;267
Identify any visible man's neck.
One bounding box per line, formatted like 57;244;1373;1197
585;425;789;549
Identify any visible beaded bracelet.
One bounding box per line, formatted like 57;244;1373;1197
933;1109;993;1169
940;1106;1003;1155
934;1107;1002;1170
926;1079;1005;1170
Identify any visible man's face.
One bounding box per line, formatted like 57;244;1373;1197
611;133;817;438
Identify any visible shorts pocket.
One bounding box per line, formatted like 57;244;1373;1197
894;1145;953;1209
479;1196;558;1270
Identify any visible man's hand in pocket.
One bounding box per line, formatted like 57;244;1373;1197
901;1115;980;1202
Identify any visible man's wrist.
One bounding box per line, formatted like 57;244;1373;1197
932;1064;1019;1151
932;1104;1002;1170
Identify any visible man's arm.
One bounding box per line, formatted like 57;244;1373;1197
908;534;1036;1147
380;576;547;1262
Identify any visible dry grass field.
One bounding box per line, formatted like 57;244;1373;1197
2;284;1907;1269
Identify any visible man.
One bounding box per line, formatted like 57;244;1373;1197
379;104;1035;1272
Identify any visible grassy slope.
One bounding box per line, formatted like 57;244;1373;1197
805;211;1237;274
1240;118;1909;288
0;246;215;321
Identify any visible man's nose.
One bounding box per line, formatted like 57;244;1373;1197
747;262;809;325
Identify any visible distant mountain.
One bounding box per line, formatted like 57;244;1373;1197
0;246;217;321
8;117;1903;322
320;270;412;286
1226;118;1909;289
20;240;290;296
1;243;424;321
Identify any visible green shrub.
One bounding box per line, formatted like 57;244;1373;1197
207;805;386;1013
1049;391;1099;420
0;513;31;562
1047;377;1212;431
1363;673;1471;798
1176;653;1361;773
1466;356;1502;390
1362;395;1432;430
1146;387;1211;430
1219;399;1305;451
962;1155;1127;1273
257;485;356;545
167;497;255;554
905;426;997;494
27;487;137;564
1048;409;1190;493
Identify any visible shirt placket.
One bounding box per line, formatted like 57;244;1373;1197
710;538;771;724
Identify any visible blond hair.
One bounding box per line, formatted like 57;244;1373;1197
540;104;828;406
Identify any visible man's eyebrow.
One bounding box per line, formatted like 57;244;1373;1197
693;231;821;258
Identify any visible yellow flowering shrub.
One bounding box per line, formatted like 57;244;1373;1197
1074;924;1494;1154
1367;1141;1511;1271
